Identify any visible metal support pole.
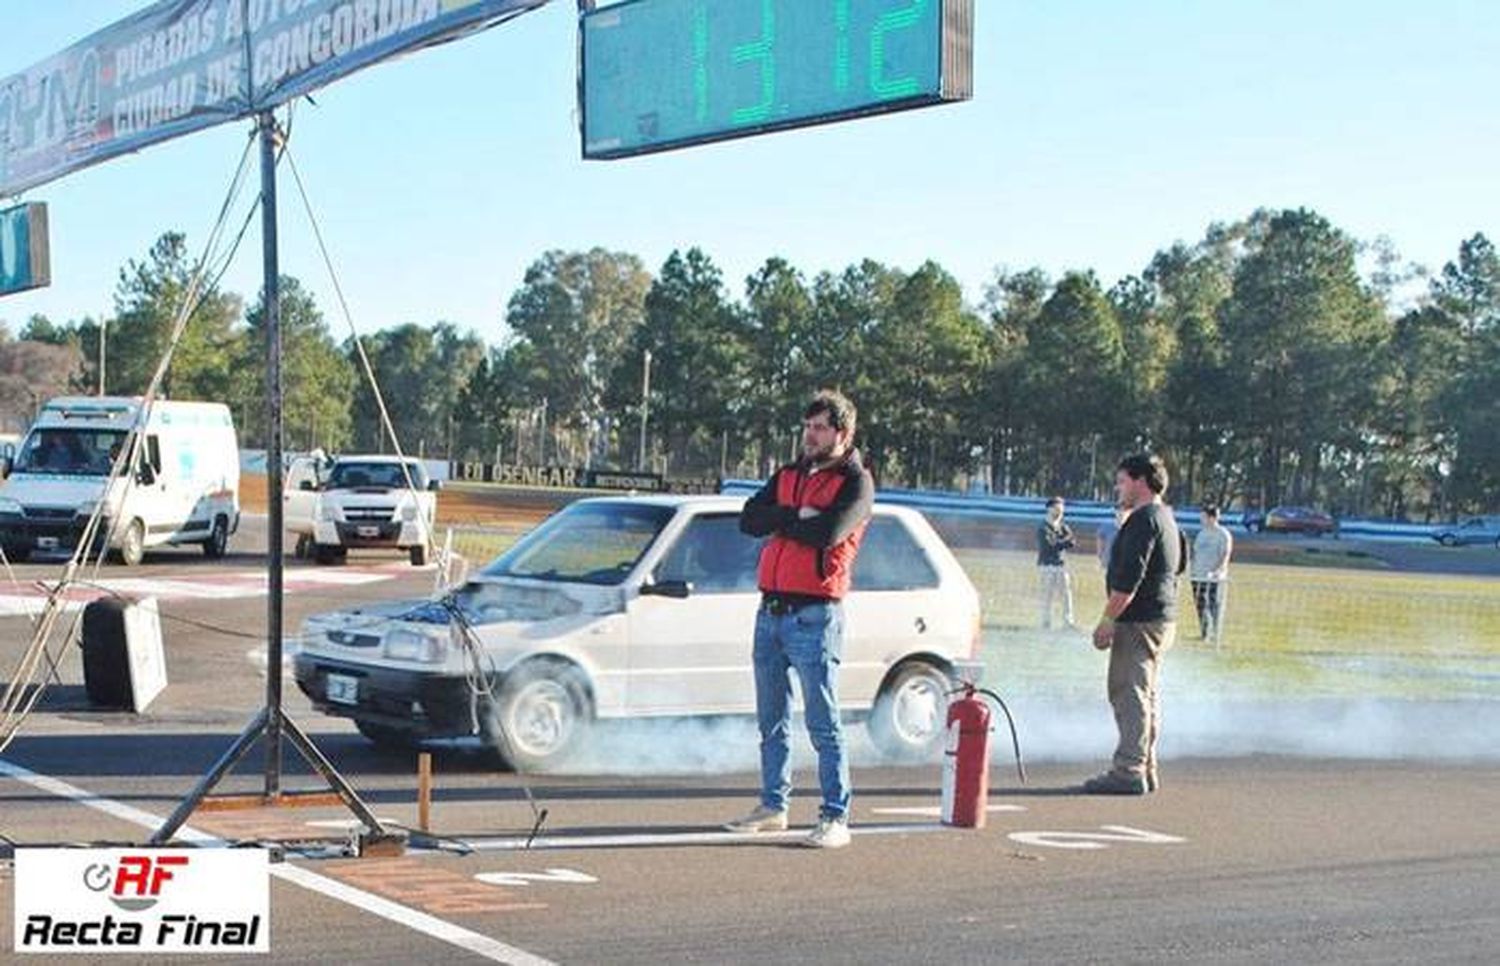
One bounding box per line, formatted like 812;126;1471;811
259;111;285;798
637;349;651;471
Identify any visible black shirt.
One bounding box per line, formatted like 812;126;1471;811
1107;502;1185;623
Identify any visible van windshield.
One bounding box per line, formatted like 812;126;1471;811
326;461;427;490
13;429;127;477
482;502;673;585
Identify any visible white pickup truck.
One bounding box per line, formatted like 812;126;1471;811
283;454;439;565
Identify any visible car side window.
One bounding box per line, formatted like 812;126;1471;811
653;515;762;594
853;517;940;591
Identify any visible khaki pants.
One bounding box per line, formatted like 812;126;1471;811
1107;620;1175;779
1038;565;1074;627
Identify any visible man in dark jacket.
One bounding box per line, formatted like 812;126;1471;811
1087;453;1184;795
727;390;874;849
1036;496;1077;629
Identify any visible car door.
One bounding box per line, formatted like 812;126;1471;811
840;515;948;707
283;457;322;535
625;513;763;715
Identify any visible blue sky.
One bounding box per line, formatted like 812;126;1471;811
2;0;1496;345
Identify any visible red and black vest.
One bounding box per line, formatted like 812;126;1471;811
755;458;870;600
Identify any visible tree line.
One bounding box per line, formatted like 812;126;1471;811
3;208;1497;519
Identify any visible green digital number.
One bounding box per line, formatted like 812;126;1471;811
834;0;852;93
693;3;710;122
730;0;776;126
871;0;928;99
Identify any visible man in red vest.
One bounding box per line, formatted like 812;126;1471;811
726;390;874;849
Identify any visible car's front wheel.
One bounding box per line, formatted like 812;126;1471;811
484;661;591;772
1439;534;1458;547
114;519;146;567
868;660;953;761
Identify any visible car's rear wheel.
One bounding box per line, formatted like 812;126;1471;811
409;543;428;566
484;661;591;772
869;660;953;761
1439;534;1458;547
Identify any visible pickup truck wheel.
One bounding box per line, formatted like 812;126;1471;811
409;543;428;566
484;662;591;772
869;660;952;761
114;519;146;567
202;515;229;558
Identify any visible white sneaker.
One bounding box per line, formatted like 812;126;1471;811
803;816;851;849
723;804;788;833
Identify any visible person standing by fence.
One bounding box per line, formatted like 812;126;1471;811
1037;496;1077;629
1190;505;1233;645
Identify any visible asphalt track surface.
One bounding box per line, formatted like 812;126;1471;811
1;518;1497;963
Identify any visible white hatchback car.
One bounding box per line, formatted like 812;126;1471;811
293;495;984;770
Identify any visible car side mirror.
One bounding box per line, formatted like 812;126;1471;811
428;479;442;492
299;480;316;491
640;579;692;599
135;465;156;487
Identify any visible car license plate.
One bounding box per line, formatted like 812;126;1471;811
357;525;379;538
325;673;359;705
37;537;58;549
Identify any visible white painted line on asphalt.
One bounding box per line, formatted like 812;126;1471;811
869;804;1027;817
456;822;952;852
1007;825;1187;850
0;758;555;965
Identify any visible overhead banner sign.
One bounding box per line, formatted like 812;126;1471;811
0;0;551;198
0;201;50;296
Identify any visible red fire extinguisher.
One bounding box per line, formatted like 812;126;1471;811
941;683;1025;829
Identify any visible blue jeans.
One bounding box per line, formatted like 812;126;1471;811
753;599;850;820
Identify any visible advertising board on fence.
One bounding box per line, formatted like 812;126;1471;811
450;461;719;495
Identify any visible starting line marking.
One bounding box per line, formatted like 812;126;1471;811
0;758;554;965
454;823;951;852
869;804;1027;817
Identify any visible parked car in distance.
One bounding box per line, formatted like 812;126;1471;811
1242;505;1338;536
293;495;984;771
1431;515;1500;548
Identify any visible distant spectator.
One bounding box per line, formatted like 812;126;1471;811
1190;505;1233;645
1036;496;1077;629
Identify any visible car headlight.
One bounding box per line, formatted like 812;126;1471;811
317;502;341;522
0;497;21;515
75;501;98;519
400;503;417;522
384;628;444;663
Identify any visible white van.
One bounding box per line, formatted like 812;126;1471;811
0;396;239;565
282;454;439;565
294;495;984;770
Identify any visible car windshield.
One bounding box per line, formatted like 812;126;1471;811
326;461;427;490
13;429;127;477
481;502;674;585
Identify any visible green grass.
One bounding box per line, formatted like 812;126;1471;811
956;548;1500;701
430;528;1500;701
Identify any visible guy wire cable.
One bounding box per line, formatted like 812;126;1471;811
0;127;263;756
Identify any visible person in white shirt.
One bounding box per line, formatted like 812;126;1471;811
1190;505;1233;644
